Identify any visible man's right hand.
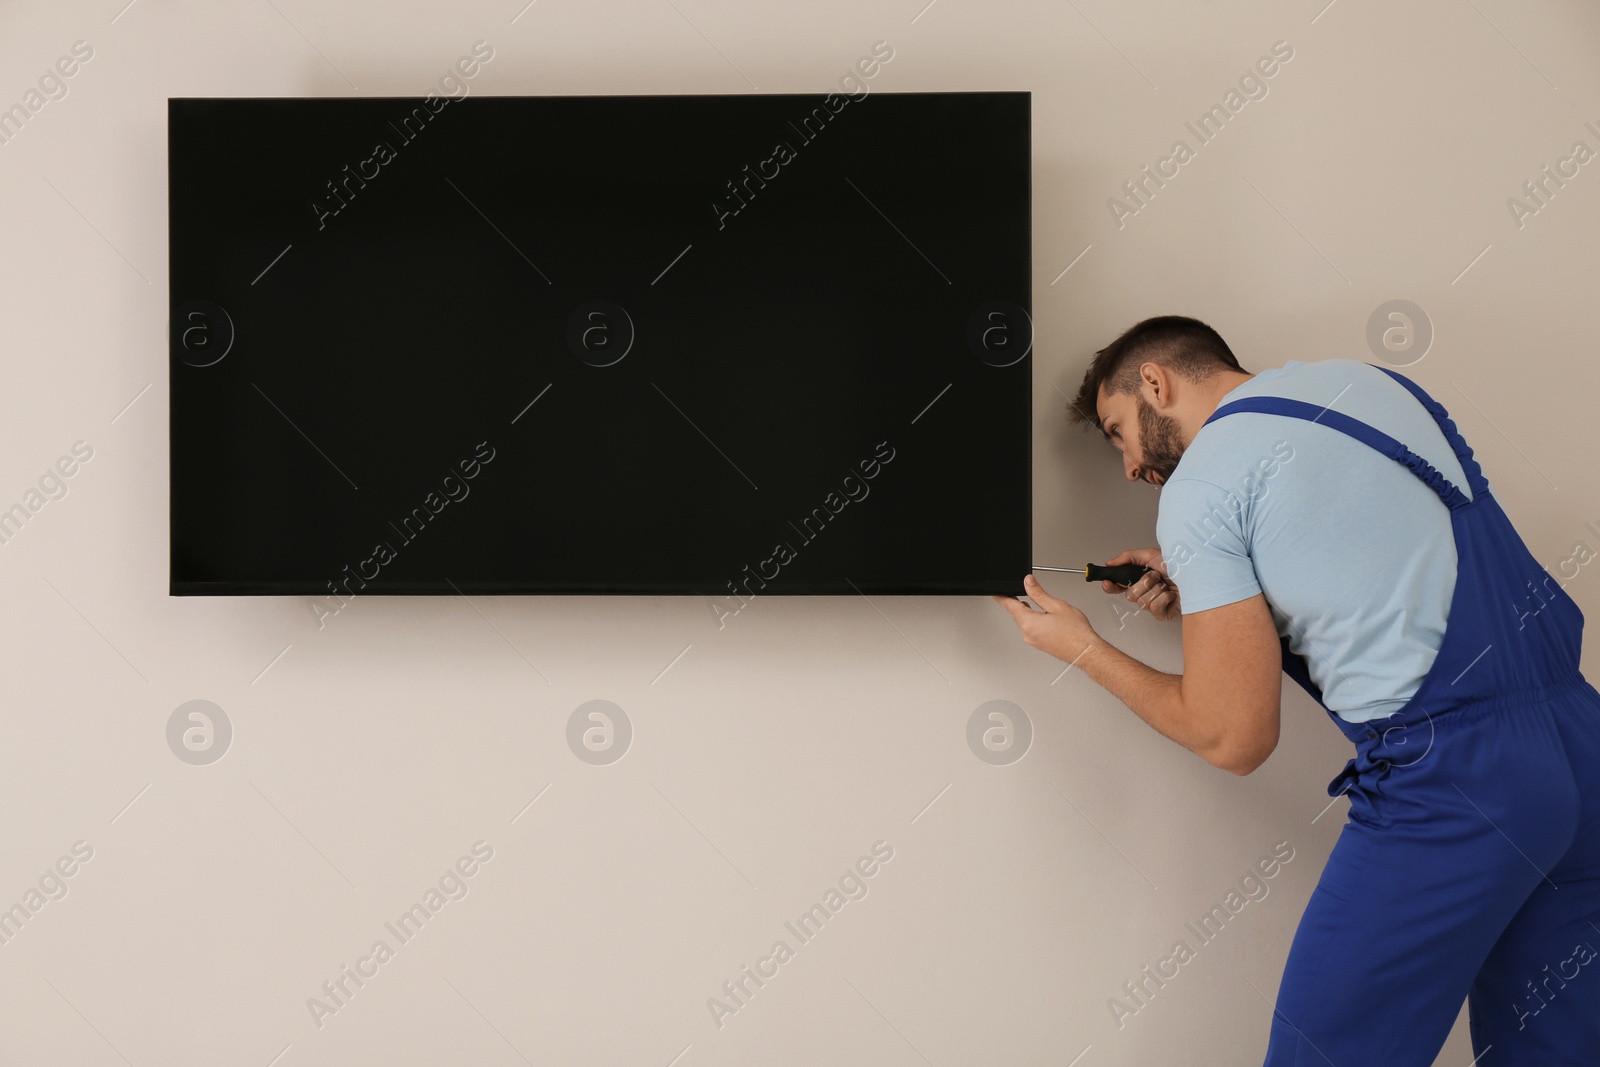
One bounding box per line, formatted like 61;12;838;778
1102;548;1181;621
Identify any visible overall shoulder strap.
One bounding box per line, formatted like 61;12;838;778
1203;393;1474;511
1366;364;1491;500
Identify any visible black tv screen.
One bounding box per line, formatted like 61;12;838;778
168;91;1031;597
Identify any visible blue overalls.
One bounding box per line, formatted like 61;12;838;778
1202;365;1600;1066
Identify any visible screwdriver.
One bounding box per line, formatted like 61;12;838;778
1033;563;1153;586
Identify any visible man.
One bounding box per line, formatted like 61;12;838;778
994;314;1600;1065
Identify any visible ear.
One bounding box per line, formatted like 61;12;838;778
1140;361;1176;410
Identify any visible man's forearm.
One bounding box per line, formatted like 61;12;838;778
1073;634;1226;765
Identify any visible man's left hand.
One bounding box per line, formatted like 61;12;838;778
993;574;1102;663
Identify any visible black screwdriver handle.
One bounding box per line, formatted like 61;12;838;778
1084;562;1152;586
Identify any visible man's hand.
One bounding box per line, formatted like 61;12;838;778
992;574;1102;663
1102;548;1181;622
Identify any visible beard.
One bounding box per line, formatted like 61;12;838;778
1136;394;1185;485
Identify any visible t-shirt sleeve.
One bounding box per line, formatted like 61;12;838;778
1155;477;1263;614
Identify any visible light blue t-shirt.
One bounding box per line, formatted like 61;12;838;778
1155;359;1479;723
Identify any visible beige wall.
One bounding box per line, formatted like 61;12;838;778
2;0;1597;1063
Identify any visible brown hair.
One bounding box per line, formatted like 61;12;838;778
1068;315;1246;434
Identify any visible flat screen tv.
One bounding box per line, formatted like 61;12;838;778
168;90;1031;597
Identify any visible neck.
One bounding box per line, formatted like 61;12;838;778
1181;370;1255;446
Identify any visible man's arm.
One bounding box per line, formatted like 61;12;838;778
1072;593;1284;775
996;576;1284;773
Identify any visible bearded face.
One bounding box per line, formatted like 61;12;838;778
1135;392;1185;485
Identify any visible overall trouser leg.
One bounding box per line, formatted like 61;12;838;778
1467;681;1600;1065
1264;692;1584;1066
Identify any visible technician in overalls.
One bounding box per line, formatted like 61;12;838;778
994;314;1600;1064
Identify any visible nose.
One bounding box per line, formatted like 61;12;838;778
1123;454;1141;482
